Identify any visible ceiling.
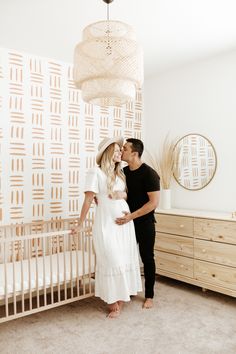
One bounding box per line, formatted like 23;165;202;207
1;0;236;77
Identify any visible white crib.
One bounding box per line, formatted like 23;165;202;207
0;218;95;323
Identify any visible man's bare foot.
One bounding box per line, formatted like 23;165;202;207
107;302;120;318
143;298;153;309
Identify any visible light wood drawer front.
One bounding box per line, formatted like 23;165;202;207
195;218;236;245
195;260;236;290
155;214;193;237
155;232;193;257
195;240;236;267
155;251;193;278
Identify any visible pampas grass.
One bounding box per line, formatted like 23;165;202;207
145;136;180;189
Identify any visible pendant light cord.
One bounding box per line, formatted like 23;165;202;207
107;3;110;21
106;2;112;55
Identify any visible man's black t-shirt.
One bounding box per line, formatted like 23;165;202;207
124;163;160;224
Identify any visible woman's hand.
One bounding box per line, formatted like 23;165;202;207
108;191;127;200
70;222;83;235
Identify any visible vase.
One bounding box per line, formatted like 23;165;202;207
161;189;171;209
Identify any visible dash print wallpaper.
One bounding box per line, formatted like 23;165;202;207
0;48;142;225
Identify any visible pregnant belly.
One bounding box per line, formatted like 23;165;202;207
98;198;129;219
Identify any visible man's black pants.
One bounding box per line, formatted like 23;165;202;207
134;219;156;299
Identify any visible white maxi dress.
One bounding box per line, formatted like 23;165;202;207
84;167;142;304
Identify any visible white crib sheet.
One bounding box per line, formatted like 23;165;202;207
0;251;95;298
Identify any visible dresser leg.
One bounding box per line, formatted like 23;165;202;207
202;287;207;293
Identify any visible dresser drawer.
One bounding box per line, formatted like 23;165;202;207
195;260;236;290
155;214;193;237
155;232;193;257
195;239;236;267
155;251;193;278
194;218;236;245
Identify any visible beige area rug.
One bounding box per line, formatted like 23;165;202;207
0;276;236;354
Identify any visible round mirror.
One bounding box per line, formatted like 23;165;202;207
173;134;217;190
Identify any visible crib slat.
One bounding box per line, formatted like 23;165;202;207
75;230;80;297
28;237;32;311
43;236;47;307
49;235;54;304
57;235;60;302
35;235;39;309
63;234;67;301
21;264;25;313
12;239;17;315
82;231;85;295
3;234;9;318
21;242;25;313
69;234;73;299
88;231;92;294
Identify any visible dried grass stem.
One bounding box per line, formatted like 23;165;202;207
146;136;179;189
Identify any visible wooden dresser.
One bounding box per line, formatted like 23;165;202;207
155;209;236;297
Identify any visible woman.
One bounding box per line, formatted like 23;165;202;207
76;136;142;318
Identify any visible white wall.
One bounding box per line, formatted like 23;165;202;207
144;50;236;213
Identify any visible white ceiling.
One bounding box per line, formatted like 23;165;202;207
0;0;236;77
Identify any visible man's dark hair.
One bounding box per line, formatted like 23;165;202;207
126;138;144;158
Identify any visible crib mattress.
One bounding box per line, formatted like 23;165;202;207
0;251;95;299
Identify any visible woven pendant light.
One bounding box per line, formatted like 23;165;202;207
73;0;143;106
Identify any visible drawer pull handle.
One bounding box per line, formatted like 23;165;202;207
180;264;184;268
202;249;206;253
179;224;184;228
202;270;207;274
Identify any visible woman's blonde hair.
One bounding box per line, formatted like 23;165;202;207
100;143;125;195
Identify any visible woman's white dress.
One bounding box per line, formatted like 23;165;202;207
84;167;142;304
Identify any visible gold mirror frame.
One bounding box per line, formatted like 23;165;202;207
173;133;217;191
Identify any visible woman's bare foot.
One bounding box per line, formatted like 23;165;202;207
118;300;124;311
143;298;153;309
107;302;120;318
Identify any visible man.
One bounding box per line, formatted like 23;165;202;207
116;138;160;309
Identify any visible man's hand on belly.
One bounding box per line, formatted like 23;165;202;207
115;211;132;225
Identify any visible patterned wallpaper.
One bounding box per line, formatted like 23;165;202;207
0;48;142;225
